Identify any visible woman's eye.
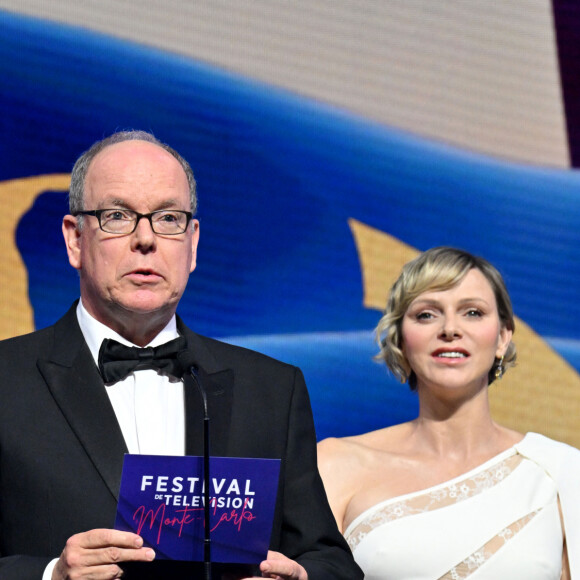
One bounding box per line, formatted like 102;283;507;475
416;312;433;320
466;309;483;317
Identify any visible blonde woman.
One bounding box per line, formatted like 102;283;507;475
318;247;579;579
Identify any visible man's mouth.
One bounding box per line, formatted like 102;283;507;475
128;269;161;280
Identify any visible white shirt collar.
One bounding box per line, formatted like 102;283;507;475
76;299;180;366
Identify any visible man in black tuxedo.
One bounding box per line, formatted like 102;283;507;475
0;131;362;580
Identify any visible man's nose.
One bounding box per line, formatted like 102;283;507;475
131;215;156;249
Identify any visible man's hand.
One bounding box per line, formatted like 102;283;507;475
243;550;308;580
52;528;155;579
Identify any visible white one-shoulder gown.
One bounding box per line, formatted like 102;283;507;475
344;433;580;580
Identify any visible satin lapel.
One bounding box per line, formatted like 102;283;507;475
178;320;234;458
39;306;127;501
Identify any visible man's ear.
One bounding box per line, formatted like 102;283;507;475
62;215;82;270
189;219;200;273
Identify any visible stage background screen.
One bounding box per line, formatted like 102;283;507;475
0;1;578;445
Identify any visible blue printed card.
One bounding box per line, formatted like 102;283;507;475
115;455;281;563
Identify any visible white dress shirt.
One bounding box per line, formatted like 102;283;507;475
76;300;186;456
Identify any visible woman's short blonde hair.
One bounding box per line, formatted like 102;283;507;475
375;247;516;390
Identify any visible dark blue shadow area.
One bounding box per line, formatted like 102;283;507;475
16;191;79;329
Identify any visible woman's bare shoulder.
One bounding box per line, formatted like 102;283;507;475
318;423;413;470
318;424;417;531
316;436;360;477
353;422;414;448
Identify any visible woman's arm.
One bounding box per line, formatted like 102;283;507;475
317;437;358;533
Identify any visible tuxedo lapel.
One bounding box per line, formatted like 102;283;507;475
178;319;234;457
37;308;234;502
38;305;127;501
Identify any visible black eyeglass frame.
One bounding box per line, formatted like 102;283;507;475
74;209;194;235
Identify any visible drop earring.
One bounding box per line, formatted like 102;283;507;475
494;355;505;380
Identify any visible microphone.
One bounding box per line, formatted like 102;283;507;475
178;352;212;580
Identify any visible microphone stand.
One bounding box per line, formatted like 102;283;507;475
188;366;212;580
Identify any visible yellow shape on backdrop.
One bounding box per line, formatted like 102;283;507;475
0;175;71;340
348;218;580;448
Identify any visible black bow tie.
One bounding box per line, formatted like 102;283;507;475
98;336;188;383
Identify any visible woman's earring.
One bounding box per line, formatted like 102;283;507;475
495;355;505;380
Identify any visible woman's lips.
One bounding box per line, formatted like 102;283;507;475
431;348;470;359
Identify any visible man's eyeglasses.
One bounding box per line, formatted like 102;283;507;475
74;209;193;235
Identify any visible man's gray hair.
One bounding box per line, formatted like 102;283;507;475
68;130;197;216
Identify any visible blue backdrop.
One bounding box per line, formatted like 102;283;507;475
2;10;579;440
